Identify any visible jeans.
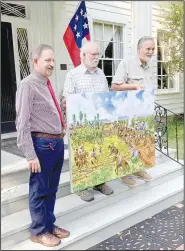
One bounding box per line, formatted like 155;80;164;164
29;137;64;236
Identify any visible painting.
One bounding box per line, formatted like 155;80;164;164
66;90;155;193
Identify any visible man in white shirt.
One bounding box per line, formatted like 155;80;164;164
61;41;114;202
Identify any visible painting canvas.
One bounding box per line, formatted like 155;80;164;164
66;90;155;193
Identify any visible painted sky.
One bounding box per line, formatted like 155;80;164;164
66;90;155;124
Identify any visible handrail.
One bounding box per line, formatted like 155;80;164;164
154;102;184;166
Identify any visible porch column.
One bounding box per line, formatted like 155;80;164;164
131;1;153;55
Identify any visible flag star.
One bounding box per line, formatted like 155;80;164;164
75;15;78;21
80;9;83;15
83;12;87;19
76;32;81;38
74;24;77;31
83;23;88;29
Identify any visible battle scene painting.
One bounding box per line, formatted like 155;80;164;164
66;90;155;193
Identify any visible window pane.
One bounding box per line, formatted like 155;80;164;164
94;22;103;41
157;62;162;75
106;77;112;88
104;24;113;42
113;43;123;58
104;42;113;58
104;60;113;76
157;46;163;61
161;62;168;75
168;76;175;88
98;60;103;70
164;47;171;61
113;25;123;42
113;60;121;75
158;76;162;89
162;76;168;89
95;41;104;57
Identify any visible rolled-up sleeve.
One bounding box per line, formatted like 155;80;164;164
112;60;128;85
16;81;37;160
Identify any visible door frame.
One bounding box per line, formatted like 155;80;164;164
1;15;32;87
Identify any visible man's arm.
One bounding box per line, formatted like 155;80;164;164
111;83;143;91
16;81;40;173
111;60;144;91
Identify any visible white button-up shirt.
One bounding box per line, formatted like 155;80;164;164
62;64;109;96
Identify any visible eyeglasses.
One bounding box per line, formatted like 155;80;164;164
86;52;101;57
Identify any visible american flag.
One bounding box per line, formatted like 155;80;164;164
63;1;91;67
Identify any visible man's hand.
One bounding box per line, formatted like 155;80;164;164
28;158;41;173
62;128;66;137
135;84;144;90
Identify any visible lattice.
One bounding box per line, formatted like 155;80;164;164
1;1;26;18
17;28;30;80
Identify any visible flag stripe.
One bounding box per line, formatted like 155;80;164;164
63;26;81;67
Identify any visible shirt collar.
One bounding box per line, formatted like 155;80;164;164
32;70;48;84
80;64;99;74
135;55;150;69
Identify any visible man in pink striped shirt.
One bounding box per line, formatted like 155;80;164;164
16;44;70;247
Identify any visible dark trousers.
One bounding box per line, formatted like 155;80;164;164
29;137;64;236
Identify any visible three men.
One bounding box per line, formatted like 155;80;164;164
61;41;114;202
16;44;70;247
111;36;156;187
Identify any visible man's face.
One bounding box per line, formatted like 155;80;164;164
83;45;101;69
34;49;54;78
138;40;155;63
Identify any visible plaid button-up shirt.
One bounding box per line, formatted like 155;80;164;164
62;64;109;97
16;70;63;160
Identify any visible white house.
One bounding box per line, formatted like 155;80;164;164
1;2;184;250
1;0;183;133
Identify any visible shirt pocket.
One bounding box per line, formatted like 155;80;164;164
127;76;144;84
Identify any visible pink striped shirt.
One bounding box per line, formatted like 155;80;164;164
16;70;63;160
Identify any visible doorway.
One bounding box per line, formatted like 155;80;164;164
1;22;17;133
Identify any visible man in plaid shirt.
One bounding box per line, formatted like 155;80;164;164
60;41;114;202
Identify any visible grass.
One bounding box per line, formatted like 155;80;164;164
70;120;155;192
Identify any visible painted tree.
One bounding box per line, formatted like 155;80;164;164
72;114;76;125
79;111;83;125
159;2;183;74
96;113;100;126
84;113;87;124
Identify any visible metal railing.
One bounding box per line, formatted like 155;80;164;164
154;102;184;166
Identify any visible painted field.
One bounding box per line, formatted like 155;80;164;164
66;90;155;192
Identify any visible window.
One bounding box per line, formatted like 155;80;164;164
1;1;26;18
17;28;30;80
93;22;124;87
157;30;178;92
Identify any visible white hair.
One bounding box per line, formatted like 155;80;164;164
137;36;155;49
80;41;100;59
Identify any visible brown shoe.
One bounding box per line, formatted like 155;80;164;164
30;232;61;247
52;225;70;239
93;183;114;195
133;171;152;181
121;176;137;188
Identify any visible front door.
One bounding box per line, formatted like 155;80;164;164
1;22;17;133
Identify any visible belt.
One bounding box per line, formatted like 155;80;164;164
31;132;64;139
